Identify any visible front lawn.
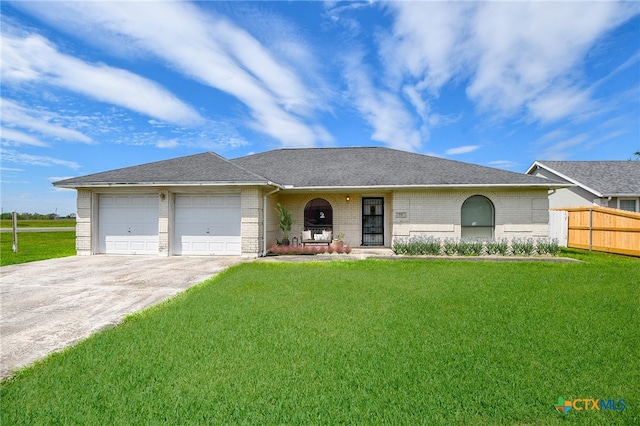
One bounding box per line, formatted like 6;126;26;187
1;252;638;424
0;231;76;266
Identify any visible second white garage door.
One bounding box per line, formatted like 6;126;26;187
174;194;242;255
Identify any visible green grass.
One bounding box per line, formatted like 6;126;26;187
1;252;638;425
0;219;76;228
0;231;76;266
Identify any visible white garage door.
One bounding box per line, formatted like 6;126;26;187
174;194;241;255
98;195;159;254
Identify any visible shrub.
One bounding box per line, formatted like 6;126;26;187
443;238;458;255
392;237;556;257
535;238;560;256
391;238;408;255
485;238;509;255
392;236;441;255
268;244;352;256
457;239;483;256
510;238;535;256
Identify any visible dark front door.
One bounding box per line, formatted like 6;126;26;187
362;197;384;246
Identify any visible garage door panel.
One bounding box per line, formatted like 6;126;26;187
99;195;159;255
174;195;241;255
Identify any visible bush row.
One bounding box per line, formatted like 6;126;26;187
268;245;352;256
392;237;560;256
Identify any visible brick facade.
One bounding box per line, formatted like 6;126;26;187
392;188;549;242
75;189;93;255
241;187;262;257
71;186;550;256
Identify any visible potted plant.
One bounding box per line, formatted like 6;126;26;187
275;203;294;246
330;232;345;250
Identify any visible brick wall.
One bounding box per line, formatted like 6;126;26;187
392;188;550;241
158;189;169;256
275;192;391;247
75;189;93;255
241;187;261;256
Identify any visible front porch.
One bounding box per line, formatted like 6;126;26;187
265;192;392;251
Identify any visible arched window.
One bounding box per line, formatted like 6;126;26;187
304;198;333;233
461;195;494;239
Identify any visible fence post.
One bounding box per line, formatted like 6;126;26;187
589;208;593;251
12;211;18;253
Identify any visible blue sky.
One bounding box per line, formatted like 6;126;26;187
1;1;639;215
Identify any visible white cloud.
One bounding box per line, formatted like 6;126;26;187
0;98;92;144
467;2;630;120
0;127;48;147
446;145;480;155
539;133;589;160
343;53;422;151
384;1;639;124
384;2;473;93
428;113;462;128
527;88;593;123
14;1;330;147
0;148;81;169
155;139;179;149
487;160;519;170
1;29;204;127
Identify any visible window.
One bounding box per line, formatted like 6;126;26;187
619;199;638;212
461;195;494;239
304;198;332;232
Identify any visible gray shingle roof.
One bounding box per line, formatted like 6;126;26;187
230;147;557;187
54;147;561;189
54;152;268;187
531;161;640;196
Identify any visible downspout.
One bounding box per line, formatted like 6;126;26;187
262;185;281;256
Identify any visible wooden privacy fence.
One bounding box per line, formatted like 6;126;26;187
553;206;640;257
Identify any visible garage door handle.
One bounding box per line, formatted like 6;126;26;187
206;228;210;234
128;228;131;233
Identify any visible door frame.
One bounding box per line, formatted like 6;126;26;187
361;197;384;246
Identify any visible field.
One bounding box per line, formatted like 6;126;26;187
0;231;75;266
1;251;638;425
0;219;76;228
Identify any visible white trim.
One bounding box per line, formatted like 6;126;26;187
277;183;566;191
55;181;271;189
525;161;601;197
58;180;565;191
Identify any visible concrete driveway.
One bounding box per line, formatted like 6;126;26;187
0;255;245;378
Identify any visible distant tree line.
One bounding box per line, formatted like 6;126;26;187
0;212;76;220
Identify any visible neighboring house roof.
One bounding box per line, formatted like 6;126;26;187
526;160;640;197
54;152;270;187
55;147;563;189
230;147;559;188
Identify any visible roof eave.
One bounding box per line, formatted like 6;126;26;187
279;183;570;191
525;161;603;197
600;193;640;198
53;181;276;189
